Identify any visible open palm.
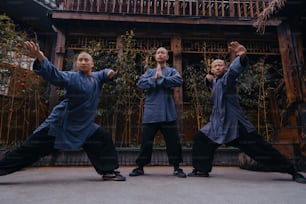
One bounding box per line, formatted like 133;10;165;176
228;41;247;56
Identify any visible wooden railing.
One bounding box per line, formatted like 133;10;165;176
53;0;270;18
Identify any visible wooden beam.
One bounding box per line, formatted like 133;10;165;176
51;12;281;26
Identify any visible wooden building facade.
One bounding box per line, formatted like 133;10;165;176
1;0;306;162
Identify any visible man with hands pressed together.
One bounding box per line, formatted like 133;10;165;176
188;41;306;184
129;47;186;178
0;41;125;181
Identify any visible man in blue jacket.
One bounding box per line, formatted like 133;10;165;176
0;41;125;181
188;41;306;184
129;47;186;178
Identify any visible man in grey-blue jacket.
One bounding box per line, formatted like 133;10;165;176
0;41;125;181
188;41;306;184
129;47;186;178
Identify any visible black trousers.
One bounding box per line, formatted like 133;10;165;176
135;121;183;167
0;127;119;176
192;124;295;174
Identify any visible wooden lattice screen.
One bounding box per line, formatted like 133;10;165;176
66;35;279;55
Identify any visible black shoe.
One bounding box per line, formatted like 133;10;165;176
129;167;144;177
292;172;306;184
173;168;187;178
102;171;126;181
187;169;209;177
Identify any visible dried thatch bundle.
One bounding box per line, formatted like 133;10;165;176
255;0;287;33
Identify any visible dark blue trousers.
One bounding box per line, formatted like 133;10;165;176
0;127;119;176
135;121;183;167
192;124;295;174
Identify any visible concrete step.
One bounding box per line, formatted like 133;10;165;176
30;147;240;166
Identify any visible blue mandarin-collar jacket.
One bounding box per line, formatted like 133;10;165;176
137;66;183;123
200;56;256;144
32;58;111;150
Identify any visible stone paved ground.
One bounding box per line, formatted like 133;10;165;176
0;166;306;204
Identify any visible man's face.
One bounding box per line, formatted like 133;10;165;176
76;53;94;74
155;47;169;63
211;59;227;78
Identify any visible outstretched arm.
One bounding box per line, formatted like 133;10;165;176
22;41;70;87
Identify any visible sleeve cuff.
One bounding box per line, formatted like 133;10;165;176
239;55;248;67
33;58;44;71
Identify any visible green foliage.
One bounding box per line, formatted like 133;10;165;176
0;15;46;147
239;61;270;109
239;59;274;141
115;30;142;146
86;30;143;147
0;15;24;62
183;65;211;129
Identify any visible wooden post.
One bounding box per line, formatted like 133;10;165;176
53;27;66;71
277;22;306;158
277;23;303;104
49;26;66;110
171;36;184;138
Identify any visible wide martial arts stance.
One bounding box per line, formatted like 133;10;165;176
188;41;306;184
0;41;125;181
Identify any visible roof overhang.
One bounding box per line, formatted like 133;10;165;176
0;0;54;32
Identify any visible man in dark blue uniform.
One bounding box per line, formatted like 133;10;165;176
188;41;306;184
0;41;125;181
129;47;186;178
